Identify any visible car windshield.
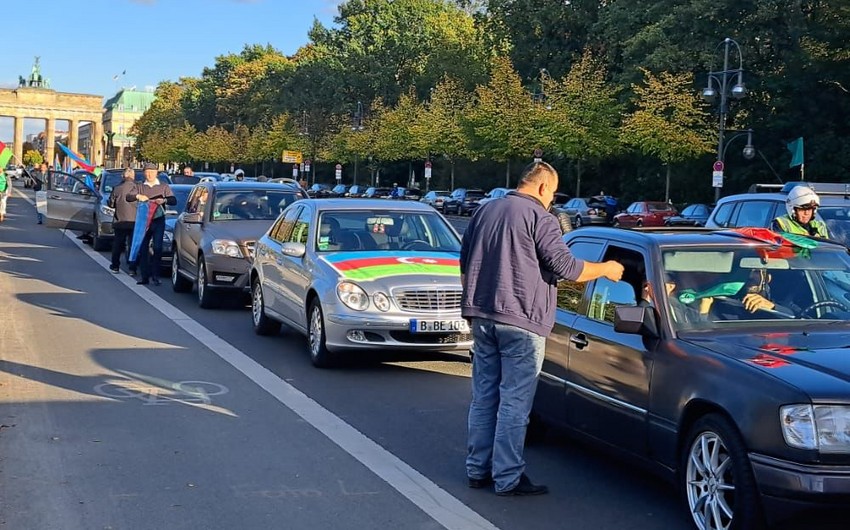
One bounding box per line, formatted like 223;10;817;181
166;187;192;214
648;203;674;212
466;191;485;199
656;243;850;330
316;210;461;253
212;190;302;221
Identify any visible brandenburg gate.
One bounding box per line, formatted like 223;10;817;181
0;58;103;166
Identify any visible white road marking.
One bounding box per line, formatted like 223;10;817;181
35;202;497;530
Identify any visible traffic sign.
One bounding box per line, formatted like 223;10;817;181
335;163;343;170
282;150;303;164
713;160;725;172
712;170;724;188
533;148;543;162
304;159;311;173
292;164;299;178
424;161;432;169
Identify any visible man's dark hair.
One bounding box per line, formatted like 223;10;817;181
518;161;557;187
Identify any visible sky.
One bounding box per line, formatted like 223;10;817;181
1;0;343;145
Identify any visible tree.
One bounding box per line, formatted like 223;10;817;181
22;150;43;166
622;69;714;201
188;126;236;164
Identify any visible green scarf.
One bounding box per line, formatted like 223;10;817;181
677;282;746;305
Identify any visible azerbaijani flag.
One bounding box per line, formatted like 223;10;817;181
128;200;158;263
321;251;460;281
0;141;12;168
56;142;95;172
53;153;61;171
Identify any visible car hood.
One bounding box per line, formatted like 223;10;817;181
317;250;461;286
681;328;850;395
205;220;274;243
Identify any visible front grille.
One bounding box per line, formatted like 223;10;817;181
394;288;462;312
389;331;471;344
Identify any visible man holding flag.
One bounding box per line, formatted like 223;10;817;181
127;163;175;285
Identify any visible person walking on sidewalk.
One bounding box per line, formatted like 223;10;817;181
461;161;624;496
127;163;175;285
109;167;139;275
0;169;12;222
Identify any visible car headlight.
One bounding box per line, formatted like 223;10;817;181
100;205;115;217
373;292;391;312
337;282;369;311
163;230;173;243
211;239;243;258
781;404;850;453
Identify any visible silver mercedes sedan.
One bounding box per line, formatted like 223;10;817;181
250;199;472;367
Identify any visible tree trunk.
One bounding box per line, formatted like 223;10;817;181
665;164;671;202
575;160;582;197
451;160;455;190
505;159;511;188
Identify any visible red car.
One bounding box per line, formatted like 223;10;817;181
613;201;677;227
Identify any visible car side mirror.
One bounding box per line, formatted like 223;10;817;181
614;306;659;338
182;212;203;224
281;242;306;258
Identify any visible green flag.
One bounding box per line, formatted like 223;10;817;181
787;137;804;168
0;140;12;168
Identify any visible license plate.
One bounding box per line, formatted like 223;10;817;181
410;319;469;333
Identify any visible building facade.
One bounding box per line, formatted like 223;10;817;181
102;88;155;168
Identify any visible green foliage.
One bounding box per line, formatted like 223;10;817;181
22;150;43;166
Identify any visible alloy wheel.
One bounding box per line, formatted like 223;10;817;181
686;431;735;530
309;304;323;359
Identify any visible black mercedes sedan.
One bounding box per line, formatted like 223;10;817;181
533;226;850;529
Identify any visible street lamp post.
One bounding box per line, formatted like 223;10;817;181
703;37;749;203
351;101;364;186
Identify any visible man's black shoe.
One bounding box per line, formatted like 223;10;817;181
151;277;161;286
495;474;548;496
136;279;150;285
468;474;493;489
109;266;120;273
129;269;137;277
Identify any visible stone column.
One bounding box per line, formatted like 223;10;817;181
13;115;24;166
45;117;55;167
68;118;79;155
92;119;103;167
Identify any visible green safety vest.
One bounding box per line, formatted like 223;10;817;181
0;173;7;193
773;215;828;238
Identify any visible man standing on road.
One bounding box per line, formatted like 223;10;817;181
127;163;175;285
461;161;624;496
109;168;139;275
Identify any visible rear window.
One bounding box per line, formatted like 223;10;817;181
648;203;674;211
466;191;485;199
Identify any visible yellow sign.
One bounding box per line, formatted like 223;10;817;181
282;150;303;164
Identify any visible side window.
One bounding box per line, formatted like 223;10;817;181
682;205;695;216
272;206;301;242
288;206;312;244
185;187;202;214
587;246;645;324
731;200;774;228
712;202;735;227
557;240;605;313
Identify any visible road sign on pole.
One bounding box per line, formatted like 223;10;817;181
282;150;303;164
424;160;432;180
335;163;342;181
305;159;311;174
712;170;724;188
713;160;725;172
292;164;299;178
533;148;543;162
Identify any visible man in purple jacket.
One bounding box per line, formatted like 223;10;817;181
461;161;624;496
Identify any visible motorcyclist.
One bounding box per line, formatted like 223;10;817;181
771;186;829;238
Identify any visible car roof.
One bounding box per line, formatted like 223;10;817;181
569;226;848;251
203;181;306;192
298;198;435;211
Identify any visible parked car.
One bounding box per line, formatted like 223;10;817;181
307;183;334;198
665;203;712;226
331;184;348;197
613;201;677;227
477;187;511;208
558;196;611;227
393;187;422;201
534;226;850;529
249;198;472;367
44;168;172;250
706;182;850;247
170;180;308;308
420;190;450;210
442;188;485;216
364;186;393;199
160;184;194;271
347;185;366;198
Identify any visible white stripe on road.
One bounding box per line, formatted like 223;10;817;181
21;188;497;530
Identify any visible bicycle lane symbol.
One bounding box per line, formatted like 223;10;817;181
94;380;229;406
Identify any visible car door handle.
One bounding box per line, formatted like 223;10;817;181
569;334;589;349
48;194;62;200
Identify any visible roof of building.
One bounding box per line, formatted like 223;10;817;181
103;89;155;112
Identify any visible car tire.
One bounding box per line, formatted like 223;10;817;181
251;278;280;336
574;215;583;228
681;414;765;530
636;220;643;227
92;220;109;251
171;247;192;293
613;219;620;227
308;299;335;368
197;256;218;309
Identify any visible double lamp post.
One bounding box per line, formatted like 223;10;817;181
702;37;755;203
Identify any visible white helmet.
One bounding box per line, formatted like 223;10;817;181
785;185;820;217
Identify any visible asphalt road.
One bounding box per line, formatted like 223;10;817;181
3;189;818;530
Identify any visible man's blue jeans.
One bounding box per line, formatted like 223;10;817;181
466;318;546;493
